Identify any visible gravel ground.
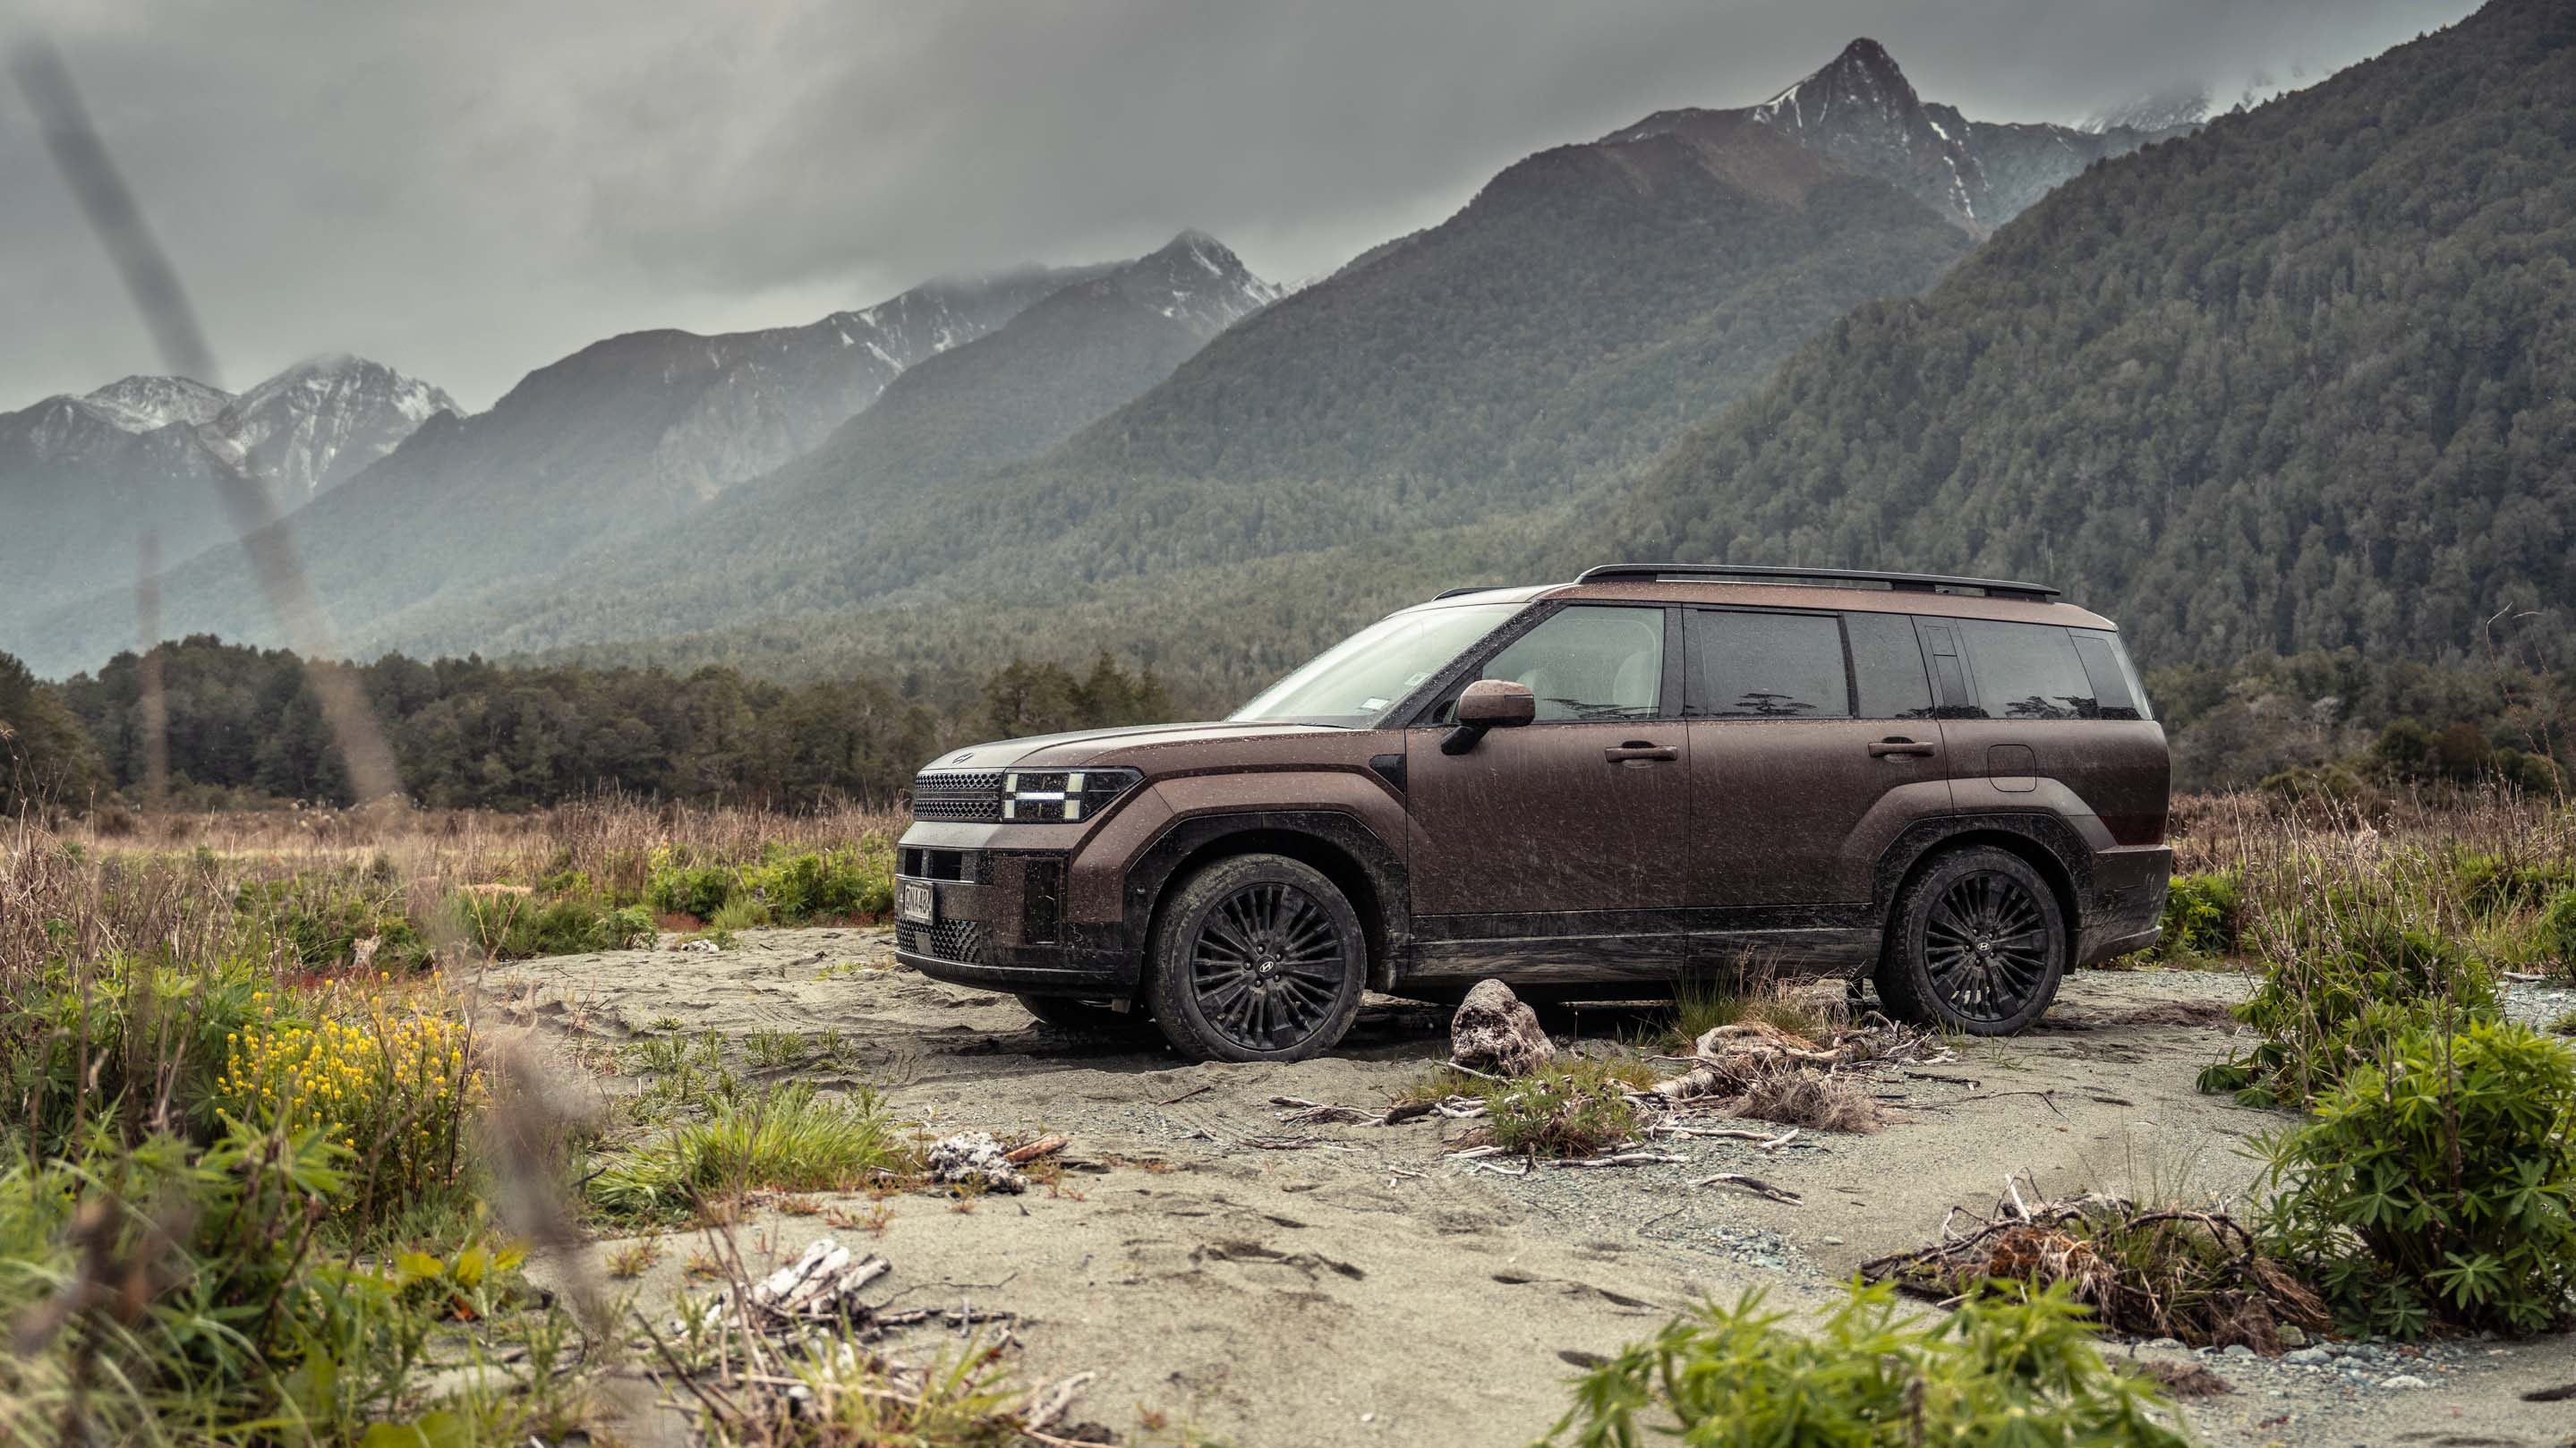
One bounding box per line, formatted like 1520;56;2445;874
484;932;2574;1448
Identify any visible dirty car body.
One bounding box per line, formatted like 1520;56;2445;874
895;565;2171;1061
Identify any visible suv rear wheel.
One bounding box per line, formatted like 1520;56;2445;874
1145;853;1366;1062
1877;845;2067;1035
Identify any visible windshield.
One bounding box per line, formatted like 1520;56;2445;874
1231;602;1523;727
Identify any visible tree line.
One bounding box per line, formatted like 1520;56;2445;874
0;637;1175;813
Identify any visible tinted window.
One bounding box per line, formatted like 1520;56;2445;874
1474;605;1665;721
1687;610;1850;719
1845;612;1934;720
2069;630;2153;720
1958;621;2099;720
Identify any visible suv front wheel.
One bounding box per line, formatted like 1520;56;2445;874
1145;854;1366;1062
1877;845;2068;1035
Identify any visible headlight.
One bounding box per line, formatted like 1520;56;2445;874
1000;768;1140;822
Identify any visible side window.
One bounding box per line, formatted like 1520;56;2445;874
1473;605;1666;721
2069;630;2153;721
1958;621;2100;720
1686;609;1850;719
1845;611;1935;720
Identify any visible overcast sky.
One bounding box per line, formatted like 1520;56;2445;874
2;0;2478;412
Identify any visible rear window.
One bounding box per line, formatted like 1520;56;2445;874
1957;621;2100;720
1686;609;1850;719
2070;629;2153;720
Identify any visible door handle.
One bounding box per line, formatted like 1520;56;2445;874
1868;738;1937;759
1605;742;1679;763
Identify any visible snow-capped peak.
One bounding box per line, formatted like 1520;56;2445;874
80;375;232;432
1113;230;1284;337
203;355;460;498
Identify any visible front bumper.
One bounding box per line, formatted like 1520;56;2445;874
2074;843;2171;967
891;836;1135;996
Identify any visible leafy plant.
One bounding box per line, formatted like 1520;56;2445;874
235;873;433;973
1543;1278;2188;1447
2154;873;2241;961
2538;889;2576;978
2256;1021;2576;1338
1474;1058;1650;1158
2198;917;2498;1108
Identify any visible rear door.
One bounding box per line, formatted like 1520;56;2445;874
1685;607;1951;909
1932;618;2166;838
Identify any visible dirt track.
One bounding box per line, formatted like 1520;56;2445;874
481;928;2576;1448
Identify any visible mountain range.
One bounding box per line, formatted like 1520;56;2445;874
0;356;454;620
21;8;2565;709
1577;0;2574;669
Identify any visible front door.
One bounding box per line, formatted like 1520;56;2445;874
1405;603;1687;981
1685;608;1952;942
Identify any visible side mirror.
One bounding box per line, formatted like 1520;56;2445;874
1442;679;1536;754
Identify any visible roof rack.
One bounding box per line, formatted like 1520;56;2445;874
1574;562;2060;601
1432;584;1514;600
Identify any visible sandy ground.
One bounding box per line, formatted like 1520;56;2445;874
479;928;2576;1448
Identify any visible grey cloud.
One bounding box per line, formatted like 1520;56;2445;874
4;0;2477;410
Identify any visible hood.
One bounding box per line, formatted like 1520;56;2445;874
919;720;1347;772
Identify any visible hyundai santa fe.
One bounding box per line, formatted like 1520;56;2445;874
892;564;2171;1061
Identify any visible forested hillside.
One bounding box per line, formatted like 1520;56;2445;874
379;234;1281;659
1588;0;2575;670
10;268;1098;678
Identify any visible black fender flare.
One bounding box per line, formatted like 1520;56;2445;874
1871;813;2096;934
1119;810;1410;991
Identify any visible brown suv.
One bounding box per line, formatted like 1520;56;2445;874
895;565;2171;1061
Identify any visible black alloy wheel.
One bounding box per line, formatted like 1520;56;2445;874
1877;845;2068;1035
1922;870;2051;1023
1147;854;1365;1061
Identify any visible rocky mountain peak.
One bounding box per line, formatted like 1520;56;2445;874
203;355;459;498
1109;231;1283;338
81;375;233;432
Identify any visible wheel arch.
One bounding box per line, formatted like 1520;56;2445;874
1123;812;1407;992
1872;814;2091;962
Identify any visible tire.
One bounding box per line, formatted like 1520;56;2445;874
1875;845;2068;1035
1014;993;1144;1033
1143;853;1367;1062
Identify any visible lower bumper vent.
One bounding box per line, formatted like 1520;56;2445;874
897;919;988;966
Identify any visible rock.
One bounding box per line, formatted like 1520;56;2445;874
925;1131;1029;1195
2146;1337;2186;1351
1450;979;1556;1076
2221;1344;2257;1360
2283;1348;2333;1367
2276;1324;2307;1347
2379;1375;2428;1390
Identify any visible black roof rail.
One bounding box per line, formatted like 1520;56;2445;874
1574;562;2060;601
1432;584;1514;600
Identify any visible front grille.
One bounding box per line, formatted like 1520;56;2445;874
897;919;988;965
910;771;1004;823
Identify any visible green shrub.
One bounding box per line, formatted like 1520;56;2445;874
1542;1279;2188;1447
644;841;898;926
2199;918;2498;1108
1479;1058;1650;1158
2257;1021;2576;1338
2154;873;2241;960
2538;890;2576;977
2448;849;2576;918
0;1124;451;1443
2;954;297;1149
448;890;654;958
235;873;432;972
587;1083;911;1220
644;857;735;920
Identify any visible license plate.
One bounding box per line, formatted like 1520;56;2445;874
897;879;935;925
